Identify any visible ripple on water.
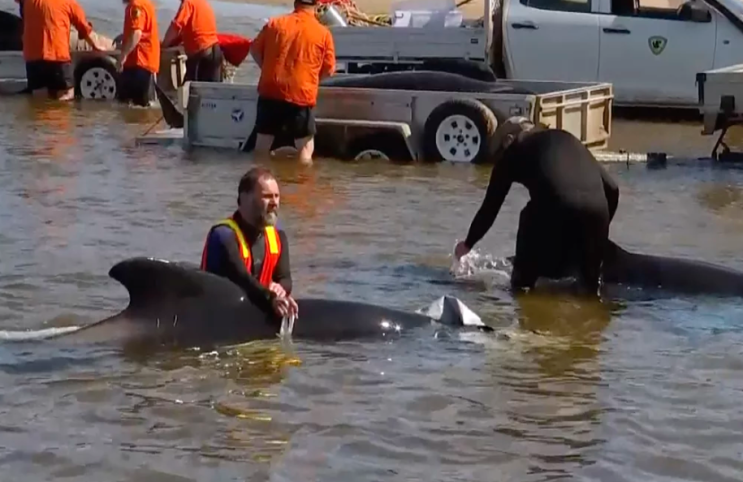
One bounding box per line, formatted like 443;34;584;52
1;8;743;478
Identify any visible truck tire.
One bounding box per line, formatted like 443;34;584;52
74;57;119;100
422;98;498;164
346;131;413;162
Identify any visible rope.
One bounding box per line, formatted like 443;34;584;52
142;115;164;136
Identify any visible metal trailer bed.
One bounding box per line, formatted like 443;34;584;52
151;77;613;163
329;0;495;73
697;63;743;162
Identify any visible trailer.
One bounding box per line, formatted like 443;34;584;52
139;75;614;164
696;63;743;162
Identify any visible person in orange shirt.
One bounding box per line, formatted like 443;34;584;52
249;0;336;165
116;0;160;107
18;0;106;101
161;0;223;83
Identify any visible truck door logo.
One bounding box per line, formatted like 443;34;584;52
648;36;667;55
231;108;244;122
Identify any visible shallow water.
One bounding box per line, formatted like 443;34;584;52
2;0;743;480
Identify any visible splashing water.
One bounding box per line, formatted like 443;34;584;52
448;239;513;282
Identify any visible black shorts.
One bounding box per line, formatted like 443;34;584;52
184;43;224;83
254;96;316;139
118;66;154;107
25;60;74;93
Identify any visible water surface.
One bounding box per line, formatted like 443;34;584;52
1;1;743;480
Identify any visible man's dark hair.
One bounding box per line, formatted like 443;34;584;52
238;167;276;197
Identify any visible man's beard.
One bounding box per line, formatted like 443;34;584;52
262;210;278;226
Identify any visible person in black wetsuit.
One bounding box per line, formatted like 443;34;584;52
200;167;298;319
454;117;620;295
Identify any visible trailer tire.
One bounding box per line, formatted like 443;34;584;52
75;57;119;100
422;98;497;164
346;131;413;163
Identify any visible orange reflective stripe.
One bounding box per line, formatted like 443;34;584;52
200;217;281;289
200;218;249;270
220;218;250;261
258;226;281;286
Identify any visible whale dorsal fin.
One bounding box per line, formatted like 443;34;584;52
108;257;245;313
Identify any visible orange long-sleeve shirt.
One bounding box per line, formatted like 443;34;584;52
170;0;219;56
22;0;93;62
122;0;160;73
252;8;336;107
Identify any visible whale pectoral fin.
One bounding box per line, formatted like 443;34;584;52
418;295;490;330
109;257;246;313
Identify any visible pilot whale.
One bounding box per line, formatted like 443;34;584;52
601;240;743;297
498;240;743;298
23;257;490;350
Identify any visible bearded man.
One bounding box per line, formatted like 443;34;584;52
200;167;298;319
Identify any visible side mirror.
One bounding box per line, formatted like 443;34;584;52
678;1;712;23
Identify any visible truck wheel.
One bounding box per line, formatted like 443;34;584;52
75;57;119;100
422;98;497;164
346;131;413;162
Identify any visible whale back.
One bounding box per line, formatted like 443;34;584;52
61;257;487;348
320;71;534;95
603;241;743;297
100;257;275;348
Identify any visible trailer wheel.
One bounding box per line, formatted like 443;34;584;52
75;57;119;100
346;131;413;163
422;99;497;164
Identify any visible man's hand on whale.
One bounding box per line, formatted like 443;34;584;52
272;294;298;319
268;281;287;298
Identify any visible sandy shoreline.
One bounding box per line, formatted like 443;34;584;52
220;0;487;19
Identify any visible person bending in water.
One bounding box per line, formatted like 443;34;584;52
454;117;620;295
200;167;299;320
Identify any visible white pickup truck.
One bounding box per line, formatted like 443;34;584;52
331;0;743;109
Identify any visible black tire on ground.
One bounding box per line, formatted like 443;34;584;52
74;57;120;100
422;98;498;164
345;131;413;162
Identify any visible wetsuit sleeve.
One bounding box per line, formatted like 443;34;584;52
210;226;275;312
598;163;619;221
463;154;515;249
274;230;293;295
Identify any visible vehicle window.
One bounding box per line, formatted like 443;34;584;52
611;0;704;20
520;0;591;14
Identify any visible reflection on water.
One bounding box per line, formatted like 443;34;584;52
0;0;743;480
